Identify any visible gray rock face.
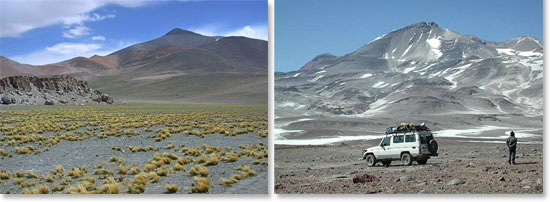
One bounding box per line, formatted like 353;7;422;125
447;178;465;185
275;21;543;122
0;75;115;105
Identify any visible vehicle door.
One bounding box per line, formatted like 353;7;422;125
377;136;392;159
390;135;405;159
405;134;419;156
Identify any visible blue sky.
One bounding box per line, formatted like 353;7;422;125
275;0;543;72
0;0;267;65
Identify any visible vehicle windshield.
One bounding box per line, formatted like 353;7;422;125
380;137;391;146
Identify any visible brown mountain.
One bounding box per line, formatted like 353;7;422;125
0;29;267;104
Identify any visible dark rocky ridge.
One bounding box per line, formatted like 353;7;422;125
0;75;114;105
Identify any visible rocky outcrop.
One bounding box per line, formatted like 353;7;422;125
0;75;114;105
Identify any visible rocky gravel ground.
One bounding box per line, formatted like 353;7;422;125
275;138;543;194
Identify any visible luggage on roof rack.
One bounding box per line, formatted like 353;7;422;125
385;123;430;134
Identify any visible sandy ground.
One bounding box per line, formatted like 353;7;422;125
0;131;267;194
275;138;543;194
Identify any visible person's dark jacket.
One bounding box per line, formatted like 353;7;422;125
506;136;517;151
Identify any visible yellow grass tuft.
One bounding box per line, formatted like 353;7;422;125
115;165;126;174
148;172;161;183
15;171;25;178
163;153;179;160
134;173;148;185
83;176;95;184
173;163;186;172
53;183;65;192
66;182;98;194
165;184;178;193
110;156;126;165
144;163;156;172
220;177;239;186
93;168;114;176
205;153;219;166
191;177;210;193
163;144;174;150
38;185;50;194
100;183;119;194
222;152;239;162
189;165;209;177
196;154;208;164
0;149;8;157
68;167;81;178
51;165;64;174
27;171;38;179
112;147;123;152
157;167;169;176
0;171;11;180
127;183;145;194
46;175;54;183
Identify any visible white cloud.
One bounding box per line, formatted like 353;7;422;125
45;43;101;55
0;0;149;37
62;26;92;38
190;24;268;40
91;35;106;41
11;41;134;65
225;25;267;40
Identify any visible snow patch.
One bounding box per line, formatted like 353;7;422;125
372;81;386;88
359;73;373;79
275;135;386;145
315;70;326;74
426;37;443;58
434;126;507;138
403;66;416;73
308;75;325;82
292;73;301;77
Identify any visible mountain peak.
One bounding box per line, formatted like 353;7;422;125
414;21;439;27
399;21;439;32
164;28;200;36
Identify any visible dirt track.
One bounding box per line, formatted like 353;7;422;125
275;138;543;194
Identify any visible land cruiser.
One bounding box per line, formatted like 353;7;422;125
362;124;438;167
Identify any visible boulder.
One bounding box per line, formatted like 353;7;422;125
44;100;54;105
398;175;413;182
520;179;531;185
1;96;11;104
447;178;465;185
101;94;114;104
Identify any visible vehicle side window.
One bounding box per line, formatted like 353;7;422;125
405;134;416;142
393;135;404;143
381;137;391;146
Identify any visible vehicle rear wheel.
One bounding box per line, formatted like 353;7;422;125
366;154;376;167
417;159;427;165
428;139;438;154
401;153;412;166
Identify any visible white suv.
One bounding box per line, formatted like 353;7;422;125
362;130;438;167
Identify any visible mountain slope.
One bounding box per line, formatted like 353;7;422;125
275;22;543;119
1;28;267;104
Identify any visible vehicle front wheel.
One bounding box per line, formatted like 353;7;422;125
366;154;376;167
401;153;412;166
417;159;427;165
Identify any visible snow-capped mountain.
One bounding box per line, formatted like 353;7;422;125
275;22;543;118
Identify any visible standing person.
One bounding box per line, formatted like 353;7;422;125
506;131;517;165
